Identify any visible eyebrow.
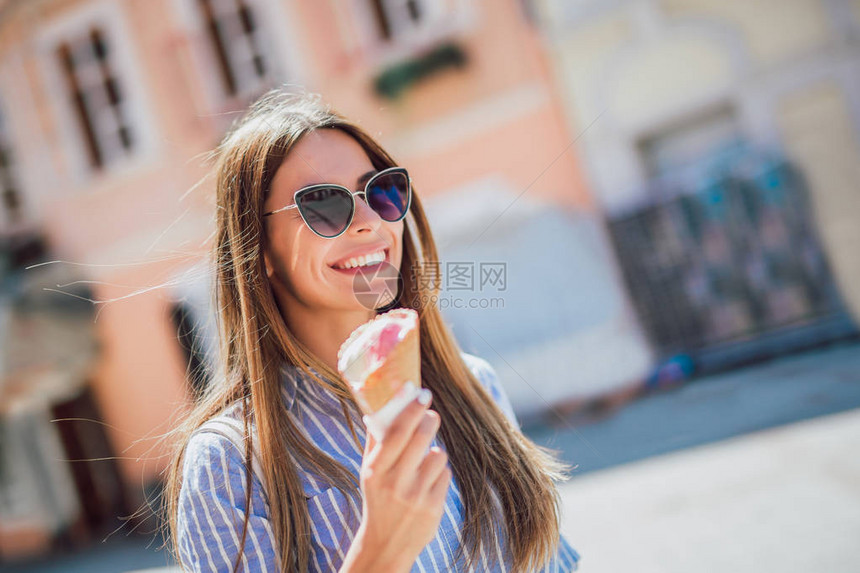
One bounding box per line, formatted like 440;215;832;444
357;169;378;187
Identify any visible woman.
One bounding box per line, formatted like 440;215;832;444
165;89;580;572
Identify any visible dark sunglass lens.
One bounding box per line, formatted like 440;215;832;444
367;171;409;221
298;187;353;237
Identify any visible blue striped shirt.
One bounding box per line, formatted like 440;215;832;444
177;352;580;572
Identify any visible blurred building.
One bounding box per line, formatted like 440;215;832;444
535;0;860;371
0;0;651;559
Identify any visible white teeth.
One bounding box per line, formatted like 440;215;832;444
334;250;386;269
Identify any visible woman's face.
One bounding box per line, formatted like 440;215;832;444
262;129;404;313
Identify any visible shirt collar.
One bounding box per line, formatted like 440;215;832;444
280;360;352;415
279;360;333;411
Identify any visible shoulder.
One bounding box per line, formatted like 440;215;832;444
181;422;249;502
176;412;279;571
184;403;248;478
180;406;265;511
184;422;242;476
460;351;520;429
461;351;496;383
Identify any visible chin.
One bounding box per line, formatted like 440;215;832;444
344;285;397;312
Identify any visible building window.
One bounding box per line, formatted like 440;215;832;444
0;108;24;233
196;0;270;98
55;27;134;171
369;0;444;41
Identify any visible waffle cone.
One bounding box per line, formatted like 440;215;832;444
357;326;421;413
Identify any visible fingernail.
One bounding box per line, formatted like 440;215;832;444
417;388;432;406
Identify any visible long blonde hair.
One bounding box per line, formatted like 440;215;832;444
164;89;570;572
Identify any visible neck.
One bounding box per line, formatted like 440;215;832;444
280;301;376;374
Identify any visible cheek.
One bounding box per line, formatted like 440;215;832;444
295;250;331;289
292;243;340;295
267;223;328;286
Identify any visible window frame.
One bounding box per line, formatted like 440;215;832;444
36;0;158;183
346;0;478;67
170;0;308;116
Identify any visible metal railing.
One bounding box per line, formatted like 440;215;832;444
607;150;857;371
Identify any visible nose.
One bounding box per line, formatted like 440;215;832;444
348;192;383;235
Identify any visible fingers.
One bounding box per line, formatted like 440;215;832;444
364;391;432;473
408;445;449;498
392;410;440;479
427;462;453;506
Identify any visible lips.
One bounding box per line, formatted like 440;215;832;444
330;247;389;272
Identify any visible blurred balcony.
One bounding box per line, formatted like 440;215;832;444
606;144;858;375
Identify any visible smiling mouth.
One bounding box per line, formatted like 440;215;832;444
330;248;389;272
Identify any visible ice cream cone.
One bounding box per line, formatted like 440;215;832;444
337;308;421;416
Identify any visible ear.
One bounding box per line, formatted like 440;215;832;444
262;249;275;278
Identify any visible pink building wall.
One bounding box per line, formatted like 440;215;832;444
0;0;594;495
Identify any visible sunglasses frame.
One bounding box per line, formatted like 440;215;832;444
263;166;412;239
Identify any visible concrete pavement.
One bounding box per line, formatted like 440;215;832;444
558;407;860;573
526;341;860;474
